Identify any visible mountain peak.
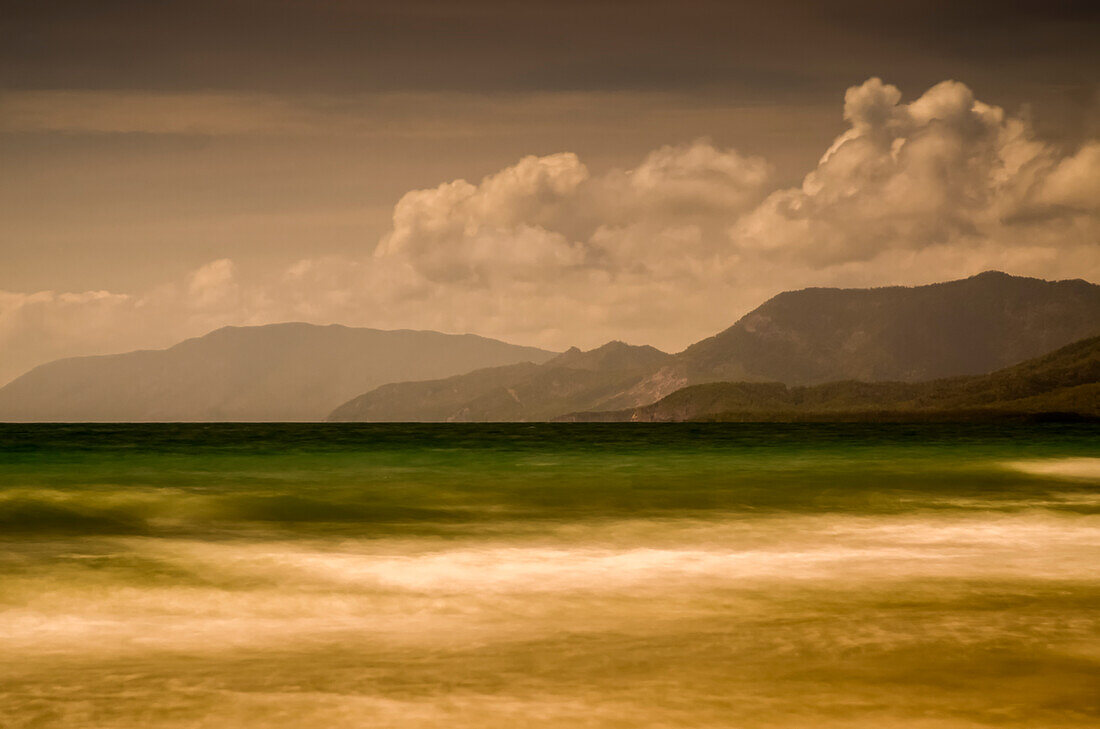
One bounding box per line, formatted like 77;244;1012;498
686;271;1100;385
548;341;671;372
968;270;1013;280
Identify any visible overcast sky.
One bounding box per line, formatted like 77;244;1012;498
2;0;1098;383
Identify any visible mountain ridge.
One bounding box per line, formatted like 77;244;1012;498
328;271;1100;422
327;340;672;422
0;323;556;422
4;271;1098;423
670;269;1100;384
559;334;1100;422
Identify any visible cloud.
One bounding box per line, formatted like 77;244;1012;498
376;139;772;282
0;90;799;141
375;153;591;285
0;260;258;384
188;259;239;309
0;289;142;385
3;79;1098;385
1039;142;1100;211
731;78;1086;267
0;91;317;136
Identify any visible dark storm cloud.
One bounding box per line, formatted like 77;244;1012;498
3;0;1097;96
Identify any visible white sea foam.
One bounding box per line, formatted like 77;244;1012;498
179;512;1100;589
3;515;1099;729
2;513;1097;657
1005;457;1100;481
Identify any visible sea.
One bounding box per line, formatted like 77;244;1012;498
1;423;1098;728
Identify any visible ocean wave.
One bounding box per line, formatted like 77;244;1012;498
0;491;151;534
1005;457;1100;481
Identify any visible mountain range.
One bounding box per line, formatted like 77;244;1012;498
328;271;1100;422
560;334;1100;422
327;341;673;422
0;324;554;422
2;271;1098;422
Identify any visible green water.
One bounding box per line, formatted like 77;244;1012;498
1;423;1098;728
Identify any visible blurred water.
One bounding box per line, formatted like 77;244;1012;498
1;423;1098;728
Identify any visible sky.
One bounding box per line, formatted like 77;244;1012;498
2;0;1099;384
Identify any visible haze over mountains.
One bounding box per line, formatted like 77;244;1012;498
0;324;554;422
1;272;1097;423
329;272;1100;422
